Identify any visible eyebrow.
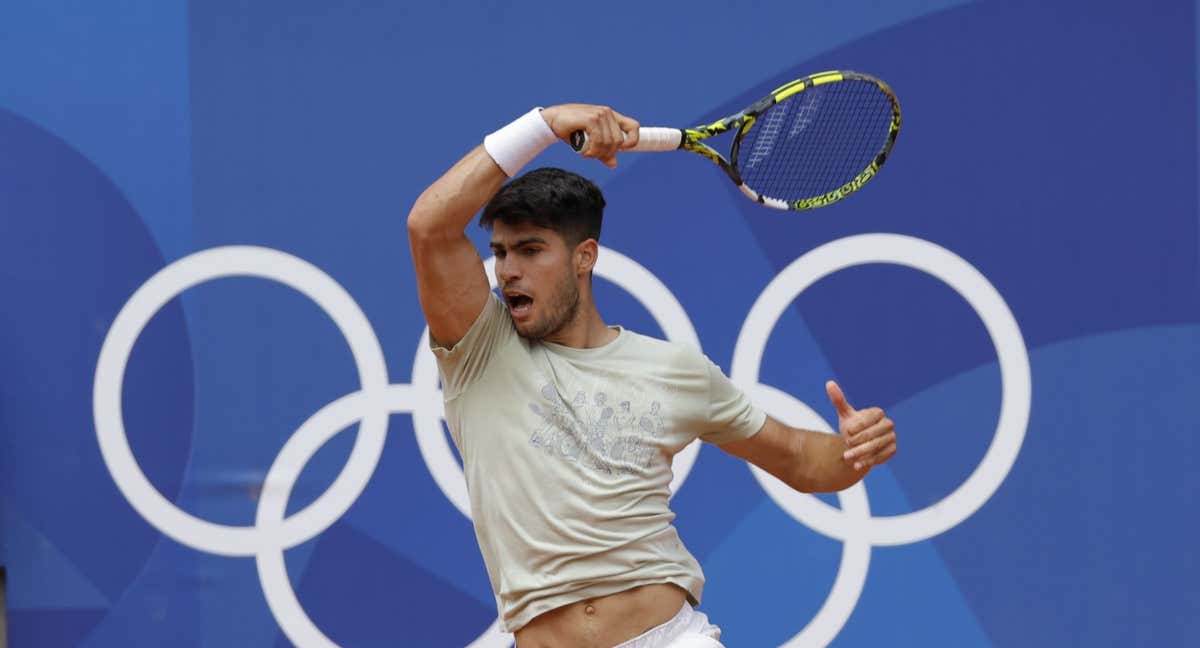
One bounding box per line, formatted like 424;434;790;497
490;236;547;251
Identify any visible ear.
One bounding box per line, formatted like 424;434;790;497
574;238;599;276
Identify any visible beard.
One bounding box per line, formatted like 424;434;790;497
517;270;580;341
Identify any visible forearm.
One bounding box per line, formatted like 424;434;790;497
787;427;864;493
722;389;896;495
408;102;574;239
722;417;864;494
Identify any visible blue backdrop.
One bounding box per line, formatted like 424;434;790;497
2;0;1197;645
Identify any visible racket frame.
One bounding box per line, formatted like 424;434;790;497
681;70;901;210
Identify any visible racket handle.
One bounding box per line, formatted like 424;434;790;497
569;127;683;153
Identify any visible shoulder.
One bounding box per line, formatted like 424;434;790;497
430;291;512;351
429;291;527;400
620;329;709;370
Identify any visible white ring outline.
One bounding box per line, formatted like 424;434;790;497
256;387;404;647
732;233;1031;546
93;246;391;556
747;384;872;647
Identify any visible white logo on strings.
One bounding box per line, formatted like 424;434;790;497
745;105;788;168
93;234;1030;647
787;90;822;139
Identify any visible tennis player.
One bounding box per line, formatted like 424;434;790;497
407;104;897;648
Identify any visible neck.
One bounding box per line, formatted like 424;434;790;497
544;284;616;348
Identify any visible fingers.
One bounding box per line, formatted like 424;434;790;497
616;112;641;149
842;407;884;436
544;103;638;168
848;440;896;472
825;380;855;417
825;381;897;471
574;107;619;164
601;114;623;167
596;107;627;167
841;416;896;471
844;417;893;452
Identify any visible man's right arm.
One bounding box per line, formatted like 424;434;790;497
406;105;639;347
407;145;505;348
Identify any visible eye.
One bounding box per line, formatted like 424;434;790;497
522;247;540;257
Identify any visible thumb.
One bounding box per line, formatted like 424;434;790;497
826;380;855;417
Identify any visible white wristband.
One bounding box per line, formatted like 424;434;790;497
483;107;558;177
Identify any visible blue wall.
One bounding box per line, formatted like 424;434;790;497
2;0;1197;645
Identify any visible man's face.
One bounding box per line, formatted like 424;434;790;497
490;221;581;340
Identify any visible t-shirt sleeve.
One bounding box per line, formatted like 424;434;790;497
698;357;767;445
429;292;514;400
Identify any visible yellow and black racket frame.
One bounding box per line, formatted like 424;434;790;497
682;70;901;211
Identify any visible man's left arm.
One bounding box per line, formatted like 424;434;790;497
719;381;897;493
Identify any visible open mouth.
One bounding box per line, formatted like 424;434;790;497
505;292;534;317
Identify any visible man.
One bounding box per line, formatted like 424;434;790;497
407;104;897;647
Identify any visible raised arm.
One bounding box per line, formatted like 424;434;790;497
407;145;505;347
407;105;639;347
720;381;897;493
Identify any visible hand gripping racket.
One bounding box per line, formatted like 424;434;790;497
571;70;900;210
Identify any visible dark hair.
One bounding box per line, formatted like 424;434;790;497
479;167;605;246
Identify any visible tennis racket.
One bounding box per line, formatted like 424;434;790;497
570;70;900;211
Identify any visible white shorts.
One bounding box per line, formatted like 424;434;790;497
612;603;724;648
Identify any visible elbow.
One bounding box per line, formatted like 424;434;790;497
406;203;436;242
406;202;449;248
407;187;469;247
406;185;440;235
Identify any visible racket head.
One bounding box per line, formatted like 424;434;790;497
728;71;901;210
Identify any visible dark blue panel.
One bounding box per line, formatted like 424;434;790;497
284;522;497;648
0;108;194;608
915;326;1200;645
9;609;108;648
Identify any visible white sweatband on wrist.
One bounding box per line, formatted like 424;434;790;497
483;107;558;177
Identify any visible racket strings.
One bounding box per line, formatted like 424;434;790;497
736;80;895;203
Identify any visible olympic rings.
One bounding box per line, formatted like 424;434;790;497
93;235;1030;647
93;246;391;557
727;234;1031;643
732;234;1031;547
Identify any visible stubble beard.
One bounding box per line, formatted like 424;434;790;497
519;271;580;341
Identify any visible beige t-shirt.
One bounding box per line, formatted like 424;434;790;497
432;293;766;632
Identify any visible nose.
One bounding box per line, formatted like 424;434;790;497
495;256;521;285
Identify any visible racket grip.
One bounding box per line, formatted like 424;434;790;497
569;127;683;153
